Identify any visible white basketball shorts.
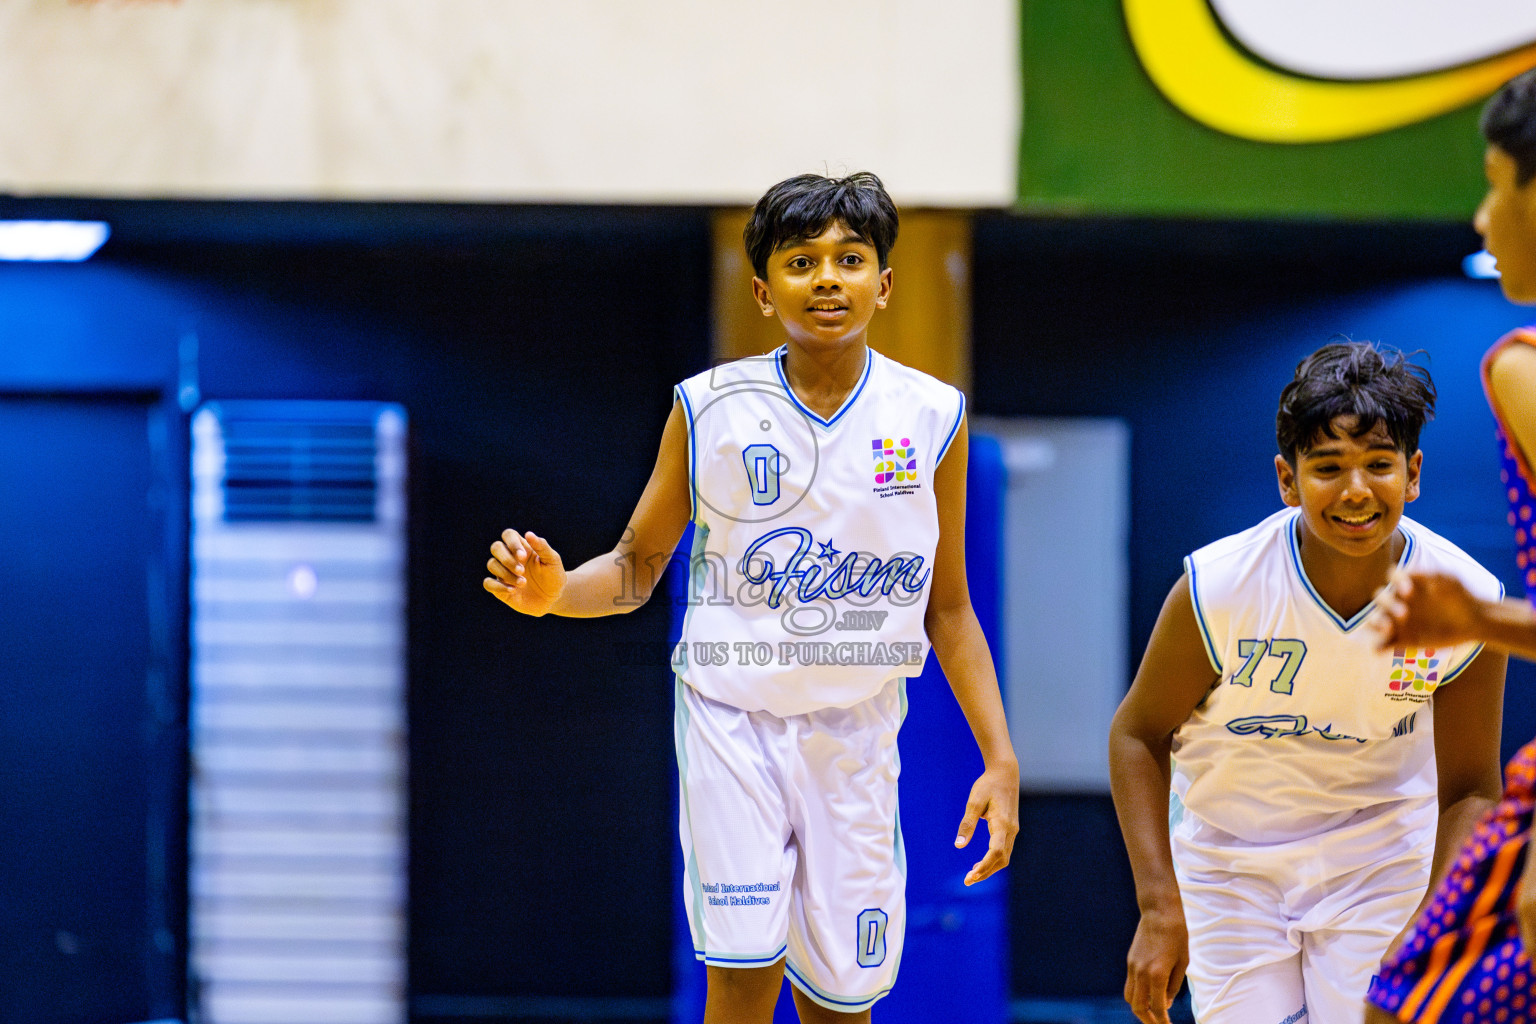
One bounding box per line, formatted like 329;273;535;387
1171;796;1433;1024
674;675;907;1013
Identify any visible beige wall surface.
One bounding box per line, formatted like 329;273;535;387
0;0;1018;205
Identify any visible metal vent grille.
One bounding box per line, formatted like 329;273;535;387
216;407;379;523
191;400;407;1024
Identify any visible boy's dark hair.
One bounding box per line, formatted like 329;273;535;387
1481;68;1536;186
1276;341;1436;464
743;172;898;279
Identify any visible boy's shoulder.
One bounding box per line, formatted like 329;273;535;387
1401;515;1506;602
1188;508;1295;571
1183;510;1298;625
675;350;784;398
874;350;964;401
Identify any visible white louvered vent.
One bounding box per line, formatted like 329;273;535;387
190;402;407;1024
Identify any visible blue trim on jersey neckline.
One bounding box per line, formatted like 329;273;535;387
773;345;873;429
1284;509;1414;632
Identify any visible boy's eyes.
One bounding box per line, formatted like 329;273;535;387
783;253;867;269
1308;460;1396;474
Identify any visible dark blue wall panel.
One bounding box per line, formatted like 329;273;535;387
0;396;182;1023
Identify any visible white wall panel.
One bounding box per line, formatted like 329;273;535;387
975;418;1131;793
0;0;1017;204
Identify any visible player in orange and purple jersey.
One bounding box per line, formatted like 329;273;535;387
1367;68;1536;1024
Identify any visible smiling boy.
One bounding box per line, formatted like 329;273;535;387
484;172;1018;1023
1109;342;1508;1024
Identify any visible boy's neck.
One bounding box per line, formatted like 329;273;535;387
1294;519;1405;622
779;341;870;421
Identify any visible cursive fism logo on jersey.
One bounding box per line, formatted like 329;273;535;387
739;527;930;609
1123;0;1536;142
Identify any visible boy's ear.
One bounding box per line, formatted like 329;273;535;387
751;277;775;317
1405;449;1423;503
876;266;894;309
1275;454;1301;507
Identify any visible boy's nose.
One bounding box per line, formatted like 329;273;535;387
1340;468;1372;500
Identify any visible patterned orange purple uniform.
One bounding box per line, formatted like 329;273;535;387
1367;744;1535;1022
1368;327;1536;1023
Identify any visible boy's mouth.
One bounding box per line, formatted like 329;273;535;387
1330;510;1381;532
808;301;849;321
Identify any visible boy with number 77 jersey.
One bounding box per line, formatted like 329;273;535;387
1110;341;1508;1024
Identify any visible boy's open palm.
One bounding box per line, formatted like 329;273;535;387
485;529;566;616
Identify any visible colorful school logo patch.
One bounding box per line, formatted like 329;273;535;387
1385;646;1441;701
872;437;918;485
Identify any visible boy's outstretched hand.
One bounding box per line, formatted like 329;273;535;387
1368;571;1483;650
485;529;566;616
955;762;1020;886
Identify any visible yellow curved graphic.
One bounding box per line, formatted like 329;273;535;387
1124;0;1536;143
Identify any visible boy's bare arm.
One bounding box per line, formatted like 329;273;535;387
484;400;692;617
923;422;1019;887
1489;342;1536;473
1375;643;1505;958
1421;647;1506;901
1108;574;1221;1024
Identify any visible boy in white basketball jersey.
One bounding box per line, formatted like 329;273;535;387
484;172;1018;1023
1109;342;1509;1024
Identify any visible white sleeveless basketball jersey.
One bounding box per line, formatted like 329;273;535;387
673;345;965;717
1172;508;1502;845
